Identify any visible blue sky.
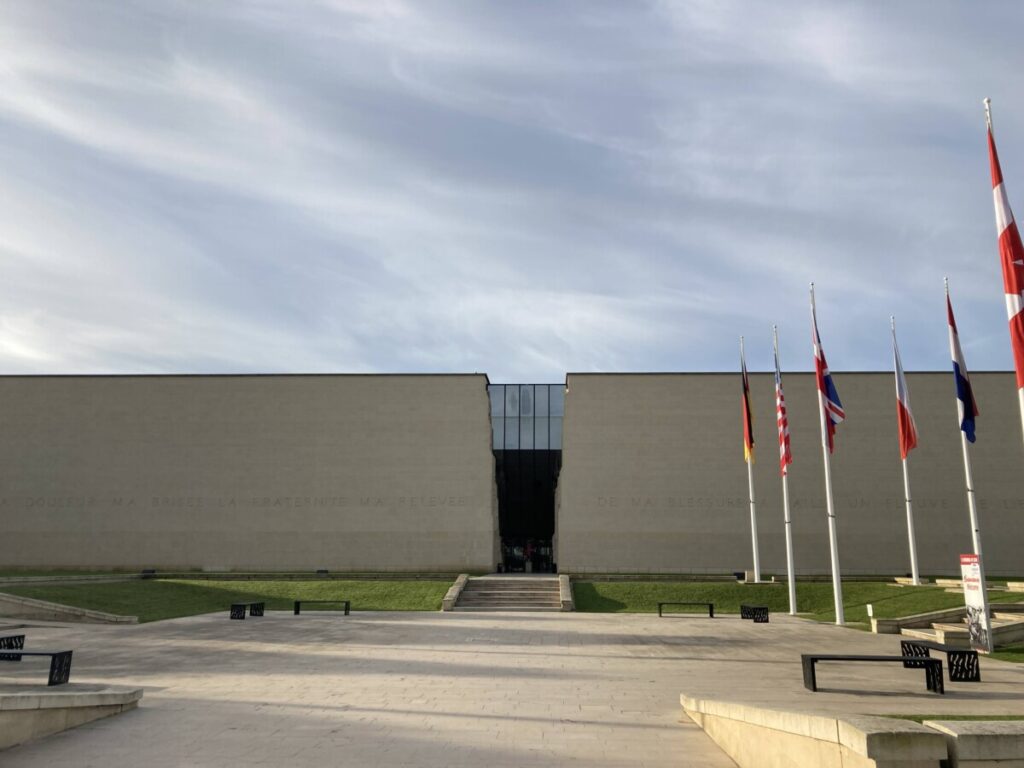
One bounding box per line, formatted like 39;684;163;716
1;1;1023;380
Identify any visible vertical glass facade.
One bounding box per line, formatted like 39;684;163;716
487;384;565;451
487;383;564;573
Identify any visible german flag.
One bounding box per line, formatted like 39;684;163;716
741;338;754;463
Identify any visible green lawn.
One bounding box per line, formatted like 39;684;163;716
991;645;1024;664
1;579;450;622
572;580;1021;624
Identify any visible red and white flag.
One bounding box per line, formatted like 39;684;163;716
986;101;1024;390
891;320;918;460
773;340;793;476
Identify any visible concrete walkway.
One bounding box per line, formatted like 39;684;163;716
1;611;1023;766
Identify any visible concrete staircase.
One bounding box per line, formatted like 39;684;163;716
897;603;1024;648
454;576;562;611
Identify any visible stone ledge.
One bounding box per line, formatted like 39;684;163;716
681;694;947;767
558;574;574;612
0;684;142;751
0;592;137;624
924;720;1024;765
441;574;469;611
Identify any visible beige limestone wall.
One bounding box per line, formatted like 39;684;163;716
0;374;498;571
556;372;1024;575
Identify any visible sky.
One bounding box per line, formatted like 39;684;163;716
1;1;1023;381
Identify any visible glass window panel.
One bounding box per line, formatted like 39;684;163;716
535;385;549;416
550;416;563;449
492;417;504;450
520;417;534;449
519;385;533;416
505;386;520;417
535;417;549;449
505;418;520;449
549;386;565;416
488;385;504;418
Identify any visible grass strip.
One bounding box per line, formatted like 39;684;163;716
1;578;450;622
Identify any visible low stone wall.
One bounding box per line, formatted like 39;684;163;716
925;720;1024;767
558;574;573;611
441;574;469;611
0;592;137;624
0;685;142;751
681;695;946;768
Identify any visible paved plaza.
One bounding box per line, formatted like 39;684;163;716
1;609;1023;766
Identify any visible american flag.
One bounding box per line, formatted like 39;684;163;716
811;287;845;453
773;338;793;476
985;100;1024;392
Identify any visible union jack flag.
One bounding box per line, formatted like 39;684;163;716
773;341;793;476
811;288;845;453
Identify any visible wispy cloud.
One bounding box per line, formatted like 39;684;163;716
1;0;1022;380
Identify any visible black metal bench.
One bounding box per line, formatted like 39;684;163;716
0;635;73;686
740;604;770;623
293;600;350;615
801;654;944;695
229;601;265;620
900;639;980;682
658;602;714;618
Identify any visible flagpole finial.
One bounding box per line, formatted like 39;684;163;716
984;97;992;129
944;275;950;294
890;315;896;331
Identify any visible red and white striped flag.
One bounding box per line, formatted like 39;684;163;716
891;320;918;460
773;341;793;476
986;100;1024;390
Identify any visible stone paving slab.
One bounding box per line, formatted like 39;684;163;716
0;611;1021;766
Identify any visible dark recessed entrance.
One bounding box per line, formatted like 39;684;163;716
487;384;563;574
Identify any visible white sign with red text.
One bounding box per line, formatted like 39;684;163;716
960;554;993;653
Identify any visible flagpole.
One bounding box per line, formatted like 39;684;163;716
947;276;993;652
892;316;920;586
986;97;1024;453
741;336;761;583
774;325;797;614
811;283;844;625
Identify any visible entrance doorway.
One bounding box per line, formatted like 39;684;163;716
487;384;564;573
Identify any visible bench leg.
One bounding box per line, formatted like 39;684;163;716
344;601;350;616
230;605;246;620
249;603;264;617
802;659;817;692
48;651;72;686
900;641;930;669
925;662;945;694
948;651;981;682
709;605;714;618
658;605;663;617
294;602;301;615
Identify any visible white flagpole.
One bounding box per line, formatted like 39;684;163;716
811;284;844;625
741;336;761;583
947;276;993;651
986;98;1024;453
774;325;797;614
891;317;920;586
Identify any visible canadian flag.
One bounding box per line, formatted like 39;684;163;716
987;102;1024;390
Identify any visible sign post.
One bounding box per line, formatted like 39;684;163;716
960;553;993;653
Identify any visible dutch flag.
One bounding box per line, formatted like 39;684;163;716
947;286;980;442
